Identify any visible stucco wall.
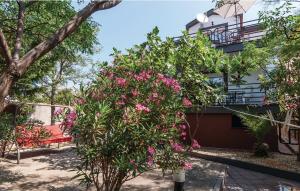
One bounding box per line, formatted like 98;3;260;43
30;105;61;125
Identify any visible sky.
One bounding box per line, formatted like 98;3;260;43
72;0;279;63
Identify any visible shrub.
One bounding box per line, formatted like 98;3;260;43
240;114;271;157
59;65;200;190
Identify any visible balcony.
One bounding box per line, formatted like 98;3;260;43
189;19;264;53
216;83;267;105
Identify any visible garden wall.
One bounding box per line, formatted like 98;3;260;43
186;113;278;151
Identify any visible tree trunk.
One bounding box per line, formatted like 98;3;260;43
0;71;15;112
50;85;56;125
1;141;7;158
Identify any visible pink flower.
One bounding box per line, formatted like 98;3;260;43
106;72;114;79
115;77;127;87
116;100;125;106
176;112;185;120
191;139;200;149
130;159;135;165
131;89;139;97
135;70;152;81
54;108;62;116
147;156;154;167
135;104;150;113
181;132;187;137
171;142;184;152
148;92;160;102
183;162;193;170
68;111;77;120
130;159;137;169
183;97;192;107
157;73;164;80
160;76;181;93
179;124;186;130
75;98;85;105
148;146;155;155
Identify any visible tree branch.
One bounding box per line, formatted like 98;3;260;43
18;0;121;75
0;29;12;65
12;0;26;61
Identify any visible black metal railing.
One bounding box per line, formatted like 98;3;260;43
216;82;267;105
190;19;264;47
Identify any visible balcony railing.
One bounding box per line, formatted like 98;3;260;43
191;19;265;47
216;83;268;105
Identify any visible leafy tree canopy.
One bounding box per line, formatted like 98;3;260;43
0;1;99;101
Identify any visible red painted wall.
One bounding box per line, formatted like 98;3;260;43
186;113;278;151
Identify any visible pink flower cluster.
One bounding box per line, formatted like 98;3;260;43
171;142;184;152
183;97;192;107
131;89;139;97
116;94;127;106
147;156;154;167
191;139;200;149
183;162;193;170
134;70;152;81
147;146;155;167
135;103;150;113
147;146;156;155
63;111;77;128
157;73;181;93
148;92;164;105
75;98;86;105
115;77;127;87
179;124;187;140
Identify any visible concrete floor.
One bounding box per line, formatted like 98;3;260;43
0;148;226;191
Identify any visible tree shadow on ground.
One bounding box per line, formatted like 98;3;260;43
47;185;84;191
17;177;81;191
6;146;75;160
0;166;24;184
31;147;80;171
184;157;225;190
121;184;172;191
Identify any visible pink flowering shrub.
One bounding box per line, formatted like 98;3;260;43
64;65;198;190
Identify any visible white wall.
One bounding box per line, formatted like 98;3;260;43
30;105;62;125
30;105;51;125
188;14;240;34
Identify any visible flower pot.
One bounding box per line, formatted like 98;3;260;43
173;168;185;191
173;168;185;182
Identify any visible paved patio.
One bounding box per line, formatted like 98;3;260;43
225;166;300;191
0;147;226;191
